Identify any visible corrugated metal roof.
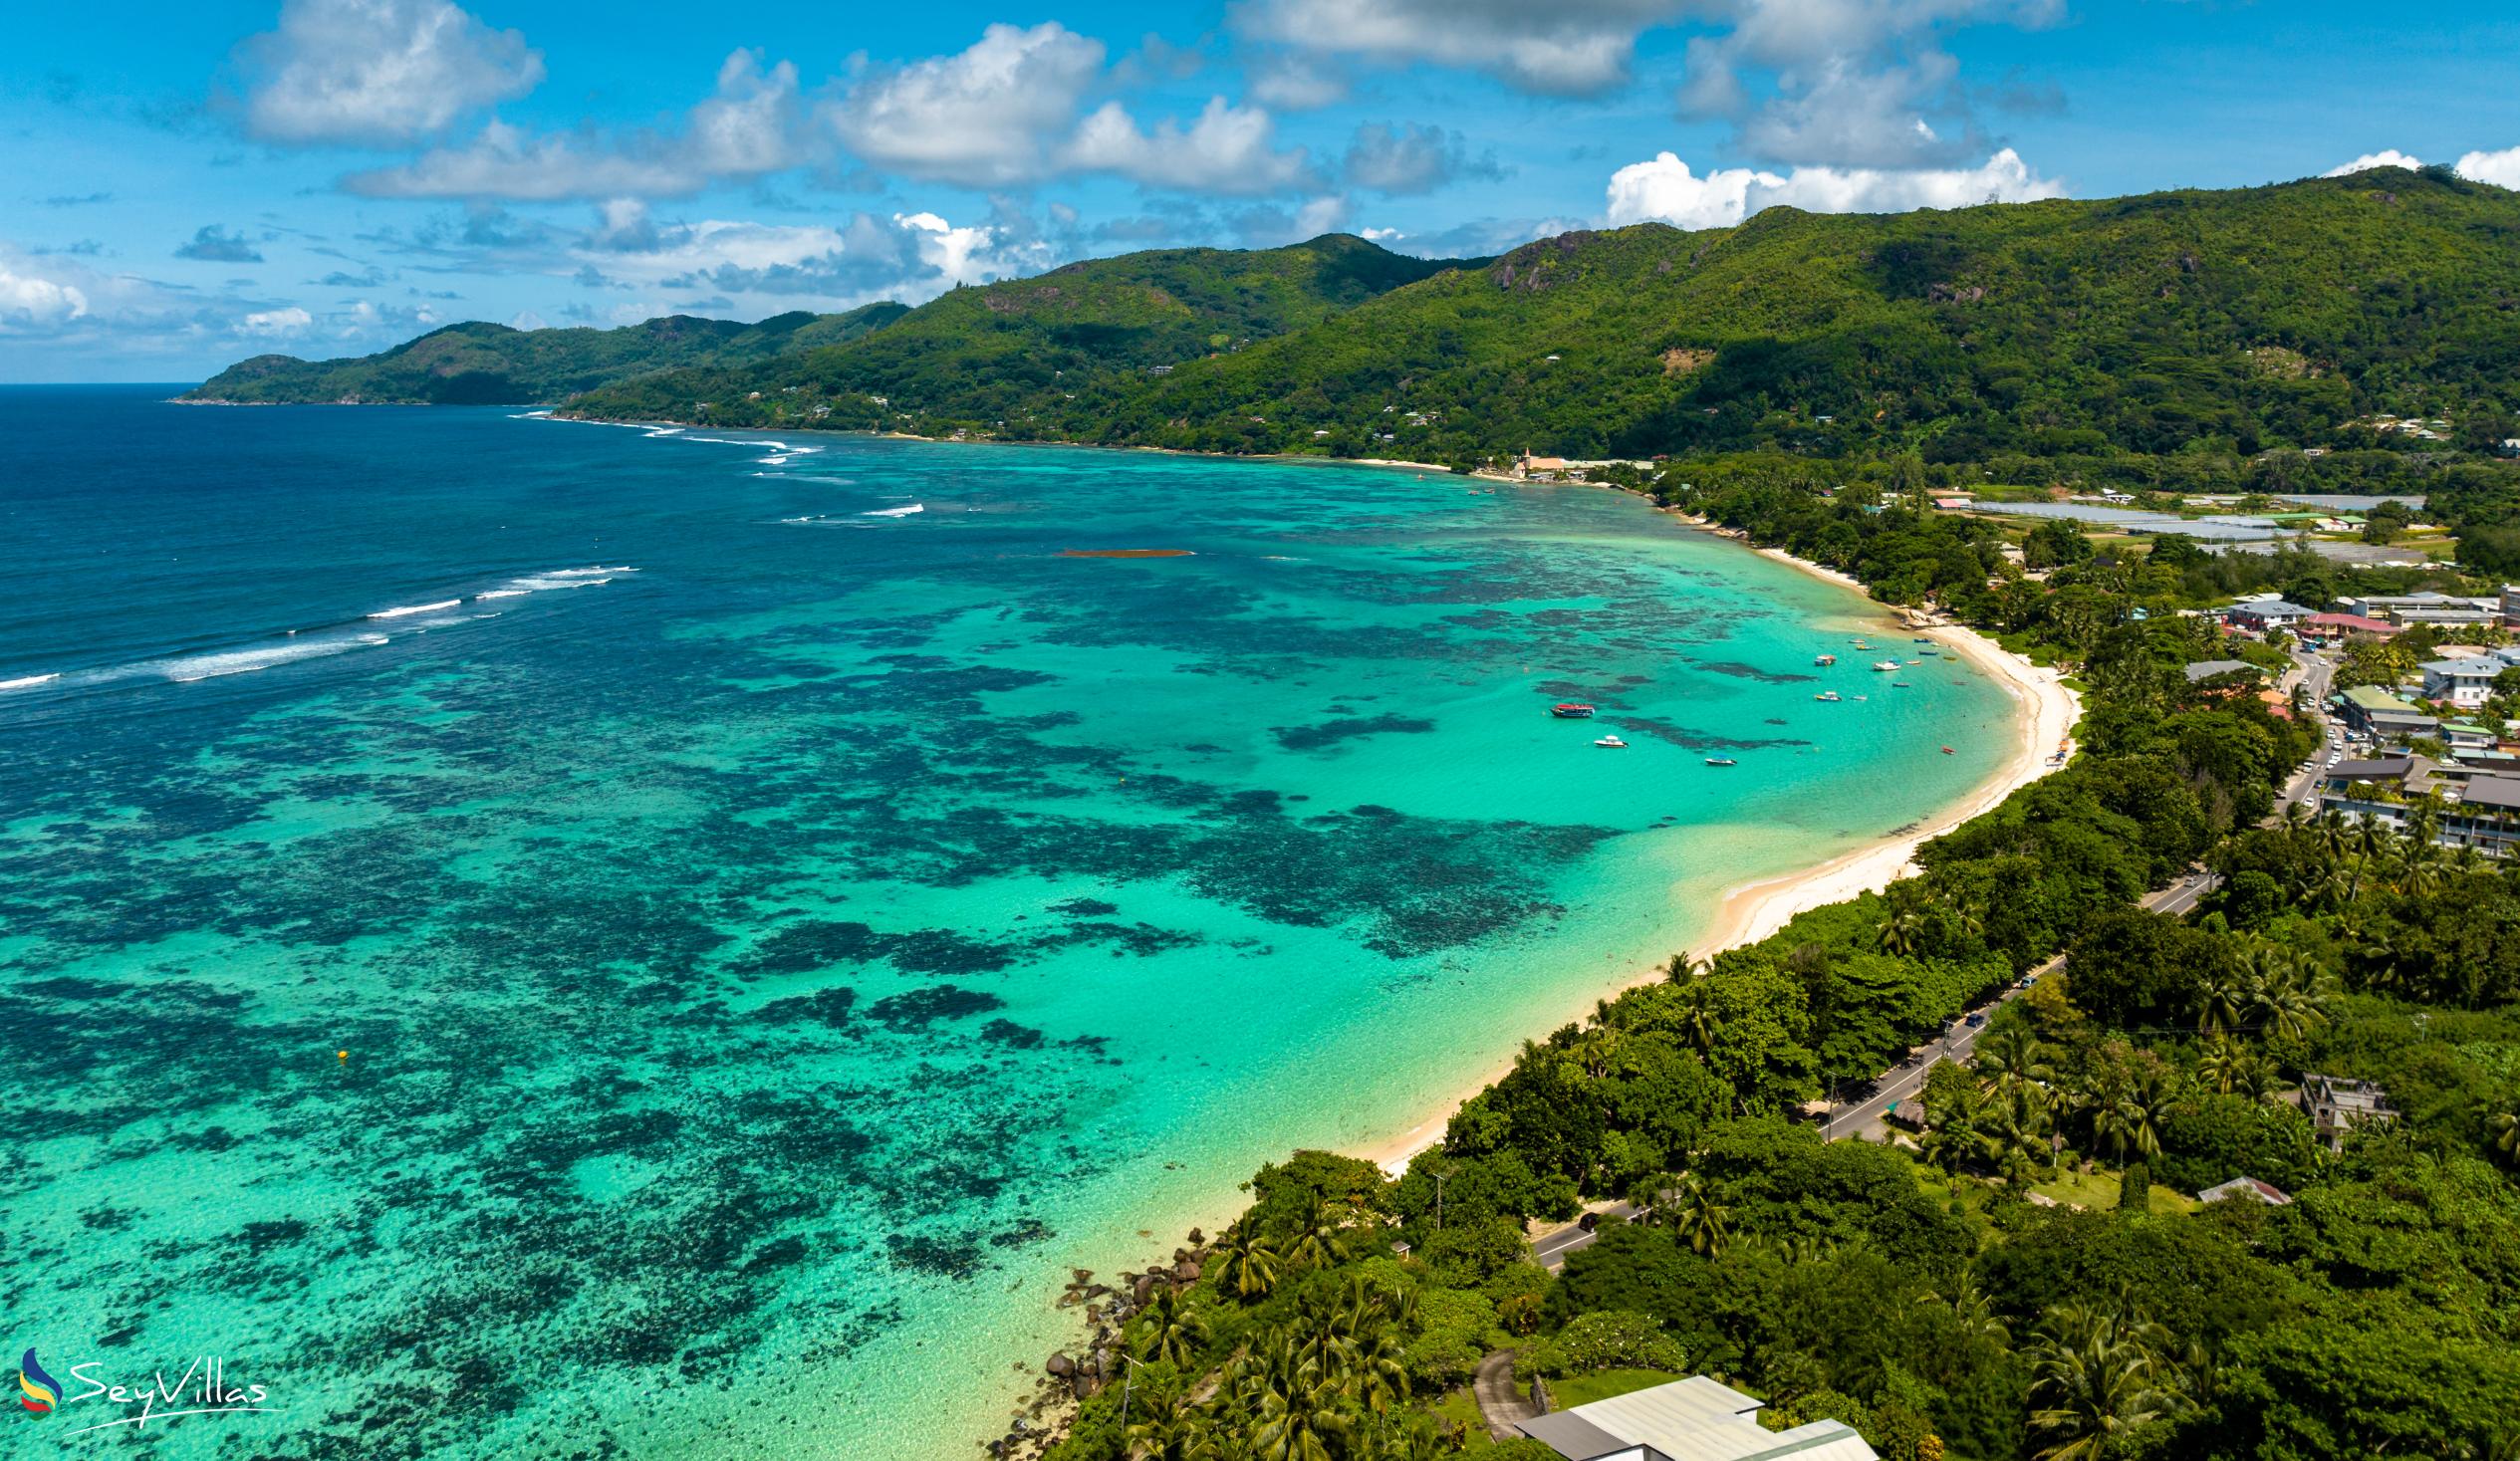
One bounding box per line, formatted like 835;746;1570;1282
1518;1377;1879;1461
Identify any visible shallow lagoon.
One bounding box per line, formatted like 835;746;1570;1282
0;390;2012;1457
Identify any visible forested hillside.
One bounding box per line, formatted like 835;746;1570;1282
550;168;2520;475
564;232;1466;427
182;302;907;404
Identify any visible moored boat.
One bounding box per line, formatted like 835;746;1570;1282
1704;757;1738;766
1815;653;1837;666
1551;702;1597;718
1594;735;1628;748
1815;690;1842;701
1873;660;1900;671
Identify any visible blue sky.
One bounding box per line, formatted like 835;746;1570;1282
6;0;2518;381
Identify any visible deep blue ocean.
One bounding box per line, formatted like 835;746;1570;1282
0;386;2013;1456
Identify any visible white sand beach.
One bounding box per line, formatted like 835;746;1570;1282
1362;536;2082;1176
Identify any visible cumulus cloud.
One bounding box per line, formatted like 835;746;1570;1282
2459;145;2520;189
175;225;266;263
239;306;315;337
1605;146;2064;229
1232;0;1680;94
1343;122;1503;194
1246;52;1351;111
1065;97;1318;194
2323;144;2520;188
1237;0;2058;168
238;0;544;144
826;23;1107;187
344;50;802;200
578;209;1053;313
0;259;92;331
2325;149;2425;176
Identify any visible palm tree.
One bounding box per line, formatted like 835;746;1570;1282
2090;1069;2166;1164
1284;1198;1349;1270
1671;1173;1729;1257
2195;971;2245;1039
1133;1285;1210;1368
1126;1390;1221;1461
1213;1226;1280;1301
2196;1037;2244;1096
1251;1373;1354;1461
1976;1025;2053;1094
1663;950;1708;983
1878;910;1927;958
1925;1271;2011;1346
2024;1306;2188;1460
1667;980;1721;1056
1920;1084;1987;1189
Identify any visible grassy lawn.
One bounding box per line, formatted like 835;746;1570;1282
2030;1167;2122;1209
1549;1368;1683;1409
1429;1387;1495;1452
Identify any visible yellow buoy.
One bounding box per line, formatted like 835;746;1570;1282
337;1050;349;1061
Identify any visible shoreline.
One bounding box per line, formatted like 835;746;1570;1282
1354;527;2081;1177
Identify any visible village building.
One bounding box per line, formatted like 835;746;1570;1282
1515;1375;1878;1461
2299;1075;2396;1151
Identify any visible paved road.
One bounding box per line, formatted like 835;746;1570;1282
1531;1203;1637;1273
1816;862;2220;1142
1528;651;2330;1263
1472;1350;1536;1439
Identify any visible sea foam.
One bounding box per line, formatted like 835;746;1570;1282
369;599;463;619
0;672;60;691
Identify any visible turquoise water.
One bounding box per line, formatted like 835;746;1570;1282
0;388;2013;1457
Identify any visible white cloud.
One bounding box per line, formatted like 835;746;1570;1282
2458;145;2520;189
1237;0;2057;169
1246;52;1351;111
345;51;802;200
509;310;549;331
1065;97;1317;194
0;260;92;331
239;306;315;337
1232;0;1680;95
1605;146;2063;229
826;23;1107;187
239;0;544;144
578;210;1051;313
2325;149;2424;176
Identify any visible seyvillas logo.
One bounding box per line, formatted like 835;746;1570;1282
18;1350;60;1415
13;1350;276;1435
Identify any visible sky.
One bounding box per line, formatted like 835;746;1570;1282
5;1;2518;381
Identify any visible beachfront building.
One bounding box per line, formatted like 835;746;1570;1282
2337;685;2439;741
1514;1376;1878;1461
2300;1075;2395;1152
2183;658;2263;685
2223;598;2314;634
2198;1176;2294;1207
2421;658;2503;709
2297;611;2401;645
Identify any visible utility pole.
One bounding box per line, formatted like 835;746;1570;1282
1116;1353;1142;1451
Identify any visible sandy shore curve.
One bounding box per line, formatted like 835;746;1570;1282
1362;534;2081;1175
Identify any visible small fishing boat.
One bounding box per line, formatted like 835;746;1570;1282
1872;660;1900;671
1892;681;1911;687
1905;659;1921;666
1815;690;1842;702
1594;735;1629;748
1917;646;1940;656
1552;702;1597;719
1704;757;1738;767
1940;745;1956;755
1854;694;1868;701
1814;653;1838;666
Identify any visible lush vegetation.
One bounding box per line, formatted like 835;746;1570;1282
182;304;907;404
561;234;1465;431
539;170;2520;483
1026;484;2520;1461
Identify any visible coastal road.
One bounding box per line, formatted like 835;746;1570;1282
1816;863;2220;1142
1531;1204;1637;1273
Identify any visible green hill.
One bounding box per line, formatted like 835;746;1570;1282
1094;167;2520;463
563;232;1468;430
183;303;909;404
556;169;2520;471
